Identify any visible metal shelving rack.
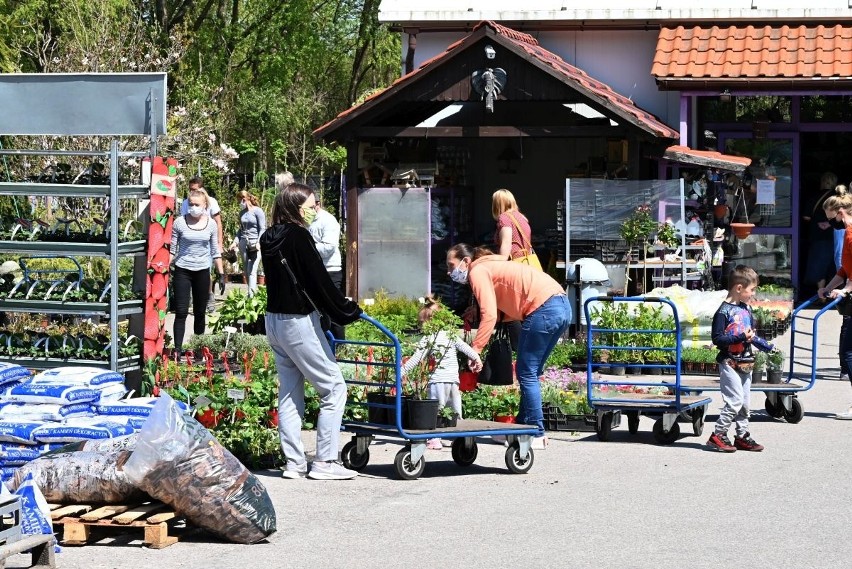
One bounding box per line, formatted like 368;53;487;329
0;73;166;378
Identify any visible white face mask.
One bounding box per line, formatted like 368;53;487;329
188;205;204;217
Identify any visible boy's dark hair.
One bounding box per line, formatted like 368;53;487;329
728;264;758;290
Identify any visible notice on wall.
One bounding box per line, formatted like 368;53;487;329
756;179;776;204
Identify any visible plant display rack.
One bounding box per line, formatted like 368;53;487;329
0;143;149;373
0;73;166;379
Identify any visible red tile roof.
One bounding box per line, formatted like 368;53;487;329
315;20;677;139
663;145;752;172
653;25;852;80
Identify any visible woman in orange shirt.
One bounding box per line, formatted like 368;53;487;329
819;191;852;419
447;243;570;446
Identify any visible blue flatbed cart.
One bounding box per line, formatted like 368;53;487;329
676;295;841;424
584;296;713;444
336;315;540;480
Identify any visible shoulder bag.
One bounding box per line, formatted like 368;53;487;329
477;322;514;385
278;252;331;331
506;213;543;271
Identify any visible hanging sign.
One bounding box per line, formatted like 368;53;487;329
755;179;776;204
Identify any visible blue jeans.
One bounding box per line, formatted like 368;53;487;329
515;294;571;435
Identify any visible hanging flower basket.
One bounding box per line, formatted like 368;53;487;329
730;222;755;239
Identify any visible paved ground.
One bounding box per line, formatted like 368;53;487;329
20;303;850;569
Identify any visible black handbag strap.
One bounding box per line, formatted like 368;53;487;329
278;251;322;316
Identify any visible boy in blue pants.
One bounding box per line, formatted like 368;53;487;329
707;265;776;452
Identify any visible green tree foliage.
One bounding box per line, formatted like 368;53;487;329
0;0;400;193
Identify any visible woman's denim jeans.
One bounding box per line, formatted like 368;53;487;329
515;294;571;435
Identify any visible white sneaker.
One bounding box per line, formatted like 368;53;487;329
531;435;549;450
281;462;308;479
835;405;852;420
841;373;850;382
307;460;358;480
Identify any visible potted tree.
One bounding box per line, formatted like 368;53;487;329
619;204;658;291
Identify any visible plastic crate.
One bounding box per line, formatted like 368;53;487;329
542;404;596;432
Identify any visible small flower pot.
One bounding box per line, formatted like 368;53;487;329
459;371;478;392
753;370;764;383
767;369;783;384
493;415;516;424
436;413;459;428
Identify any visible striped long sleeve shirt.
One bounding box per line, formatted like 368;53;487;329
402;331;479;384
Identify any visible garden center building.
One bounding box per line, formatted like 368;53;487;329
316;2;852;303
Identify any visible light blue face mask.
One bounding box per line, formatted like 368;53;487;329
450;265;468;285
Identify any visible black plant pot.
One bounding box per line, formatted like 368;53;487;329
610;366;626;376
404;398;440;430
767;369;783;384
627;365;642;376
366;392;395;425
436;412;459;429
753;370;764;383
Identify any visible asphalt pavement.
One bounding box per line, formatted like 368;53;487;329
30;302;852;569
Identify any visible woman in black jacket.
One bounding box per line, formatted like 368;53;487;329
261;183;362;480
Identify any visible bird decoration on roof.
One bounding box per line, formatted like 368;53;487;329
471;68;507;113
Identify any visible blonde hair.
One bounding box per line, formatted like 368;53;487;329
417;295;442;325
824;186;852;214
188;188;210;209
491;189;518;220
238;190;260;207
275;171;295;191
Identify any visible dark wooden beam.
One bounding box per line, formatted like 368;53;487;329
354;125;634;138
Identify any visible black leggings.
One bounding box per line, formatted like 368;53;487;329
172;266;211;350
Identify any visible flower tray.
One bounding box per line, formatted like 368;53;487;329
542;404;596;432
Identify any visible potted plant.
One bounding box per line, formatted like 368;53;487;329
436;405;459;428
752;351;767;383
619;204;658;288
656;221;680;250
540;367;595;431
490;385;520;423
767;349;784;384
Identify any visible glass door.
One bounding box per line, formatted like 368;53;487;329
719;133;798;288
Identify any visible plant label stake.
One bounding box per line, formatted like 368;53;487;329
227;388;246;401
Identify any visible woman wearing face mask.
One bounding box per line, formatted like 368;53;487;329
446;243;571;448
818;190;852;418
260;183;363;480
170;189;224;356
236;190;267;296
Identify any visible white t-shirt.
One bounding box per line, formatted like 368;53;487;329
180;196;221;217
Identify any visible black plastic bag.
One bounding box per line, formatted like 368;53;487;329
478;324;514;385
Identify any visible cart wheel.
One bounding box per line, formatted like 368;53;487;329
596;413;613;441
764;398;785;418
652;419;680;445
451;439;478;467
341;440;370;471
691;408;705;437
784;398;805;424
394;447;425;480
626;411;640;435
504;443;535;474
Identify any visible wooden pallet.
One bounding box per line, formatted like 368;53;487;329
48;502;183;549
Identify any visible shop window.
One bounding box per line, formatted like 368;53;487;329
727;233;792;288
800;96;852;122
724;138;793;228
700;96;791;123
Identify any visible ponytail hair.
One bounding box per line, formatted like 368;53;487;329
447;243;494;261
418;294;442;324
824;189;852;214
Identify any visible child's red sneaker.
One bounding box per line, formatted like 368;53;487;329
707;432;737;452
734;433;764;452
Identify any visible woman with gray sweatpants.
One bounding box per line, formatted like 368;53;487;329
260;183;362;480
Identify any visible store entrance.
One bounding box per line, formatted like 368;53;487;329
798;132;852;300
